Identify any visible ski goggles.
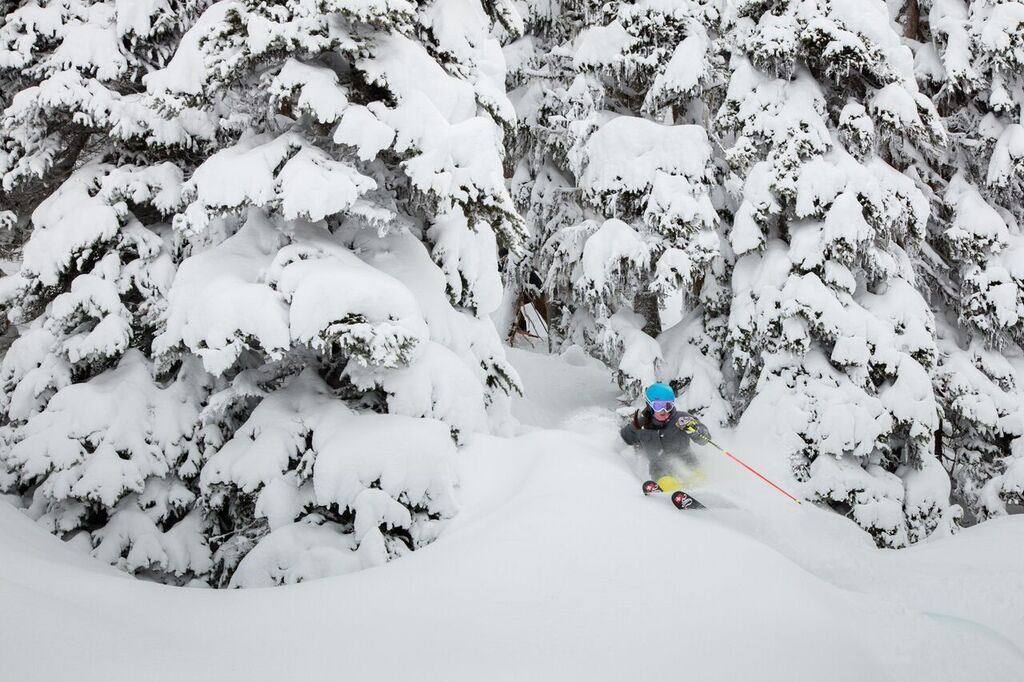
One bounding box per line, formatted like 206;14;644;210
647;400;674;412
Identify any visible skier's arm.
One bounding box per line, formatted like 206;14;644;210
620;423;638;445
620;413;641;445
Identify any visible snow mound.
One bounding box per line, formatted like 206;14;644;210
1;348;1024;680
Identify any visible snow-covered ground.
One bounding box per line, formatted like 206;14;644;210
2;347;1023;681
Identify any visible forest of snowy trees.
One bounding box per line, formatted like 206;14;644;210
0;0;1022;587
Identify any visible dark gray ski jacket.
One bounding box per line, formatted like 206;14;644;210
620;408;708;469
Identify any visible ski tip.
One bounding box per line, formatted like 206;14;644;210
670;490;705;510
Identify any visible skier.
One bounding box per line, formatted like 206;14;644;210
620;382;712;493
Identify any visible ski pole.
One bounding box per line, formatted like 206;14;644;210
700;436;802;505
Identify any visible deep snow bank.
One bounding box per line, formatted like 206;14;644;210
1;347;1023;682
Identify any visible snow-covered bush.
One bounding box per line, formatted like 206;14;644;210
0;0;524;586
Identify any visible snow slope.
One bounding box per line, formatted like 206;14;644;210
2;347;1023;681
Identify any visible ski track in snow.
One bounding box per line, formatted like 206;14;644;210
1;346;1023;681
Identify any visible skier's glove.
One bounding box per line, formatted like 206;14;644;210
677;416;711;442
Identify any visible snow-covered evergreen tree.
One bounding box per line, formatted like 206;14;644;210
0;0;216;582
508;0;729;424
712;0;962;546
901;0;1024;520
0;0;525;586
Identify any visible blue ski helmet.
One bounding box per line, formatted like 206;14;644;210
644;383;675;404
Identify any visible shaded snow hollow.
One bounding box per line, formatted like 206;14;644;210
2;347;1023;681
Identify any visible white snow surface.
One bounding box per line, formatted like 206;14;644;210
2;348;1023;681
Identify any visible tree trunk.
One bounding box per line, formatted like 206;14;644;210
633;287;662;338
904;0;920;40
